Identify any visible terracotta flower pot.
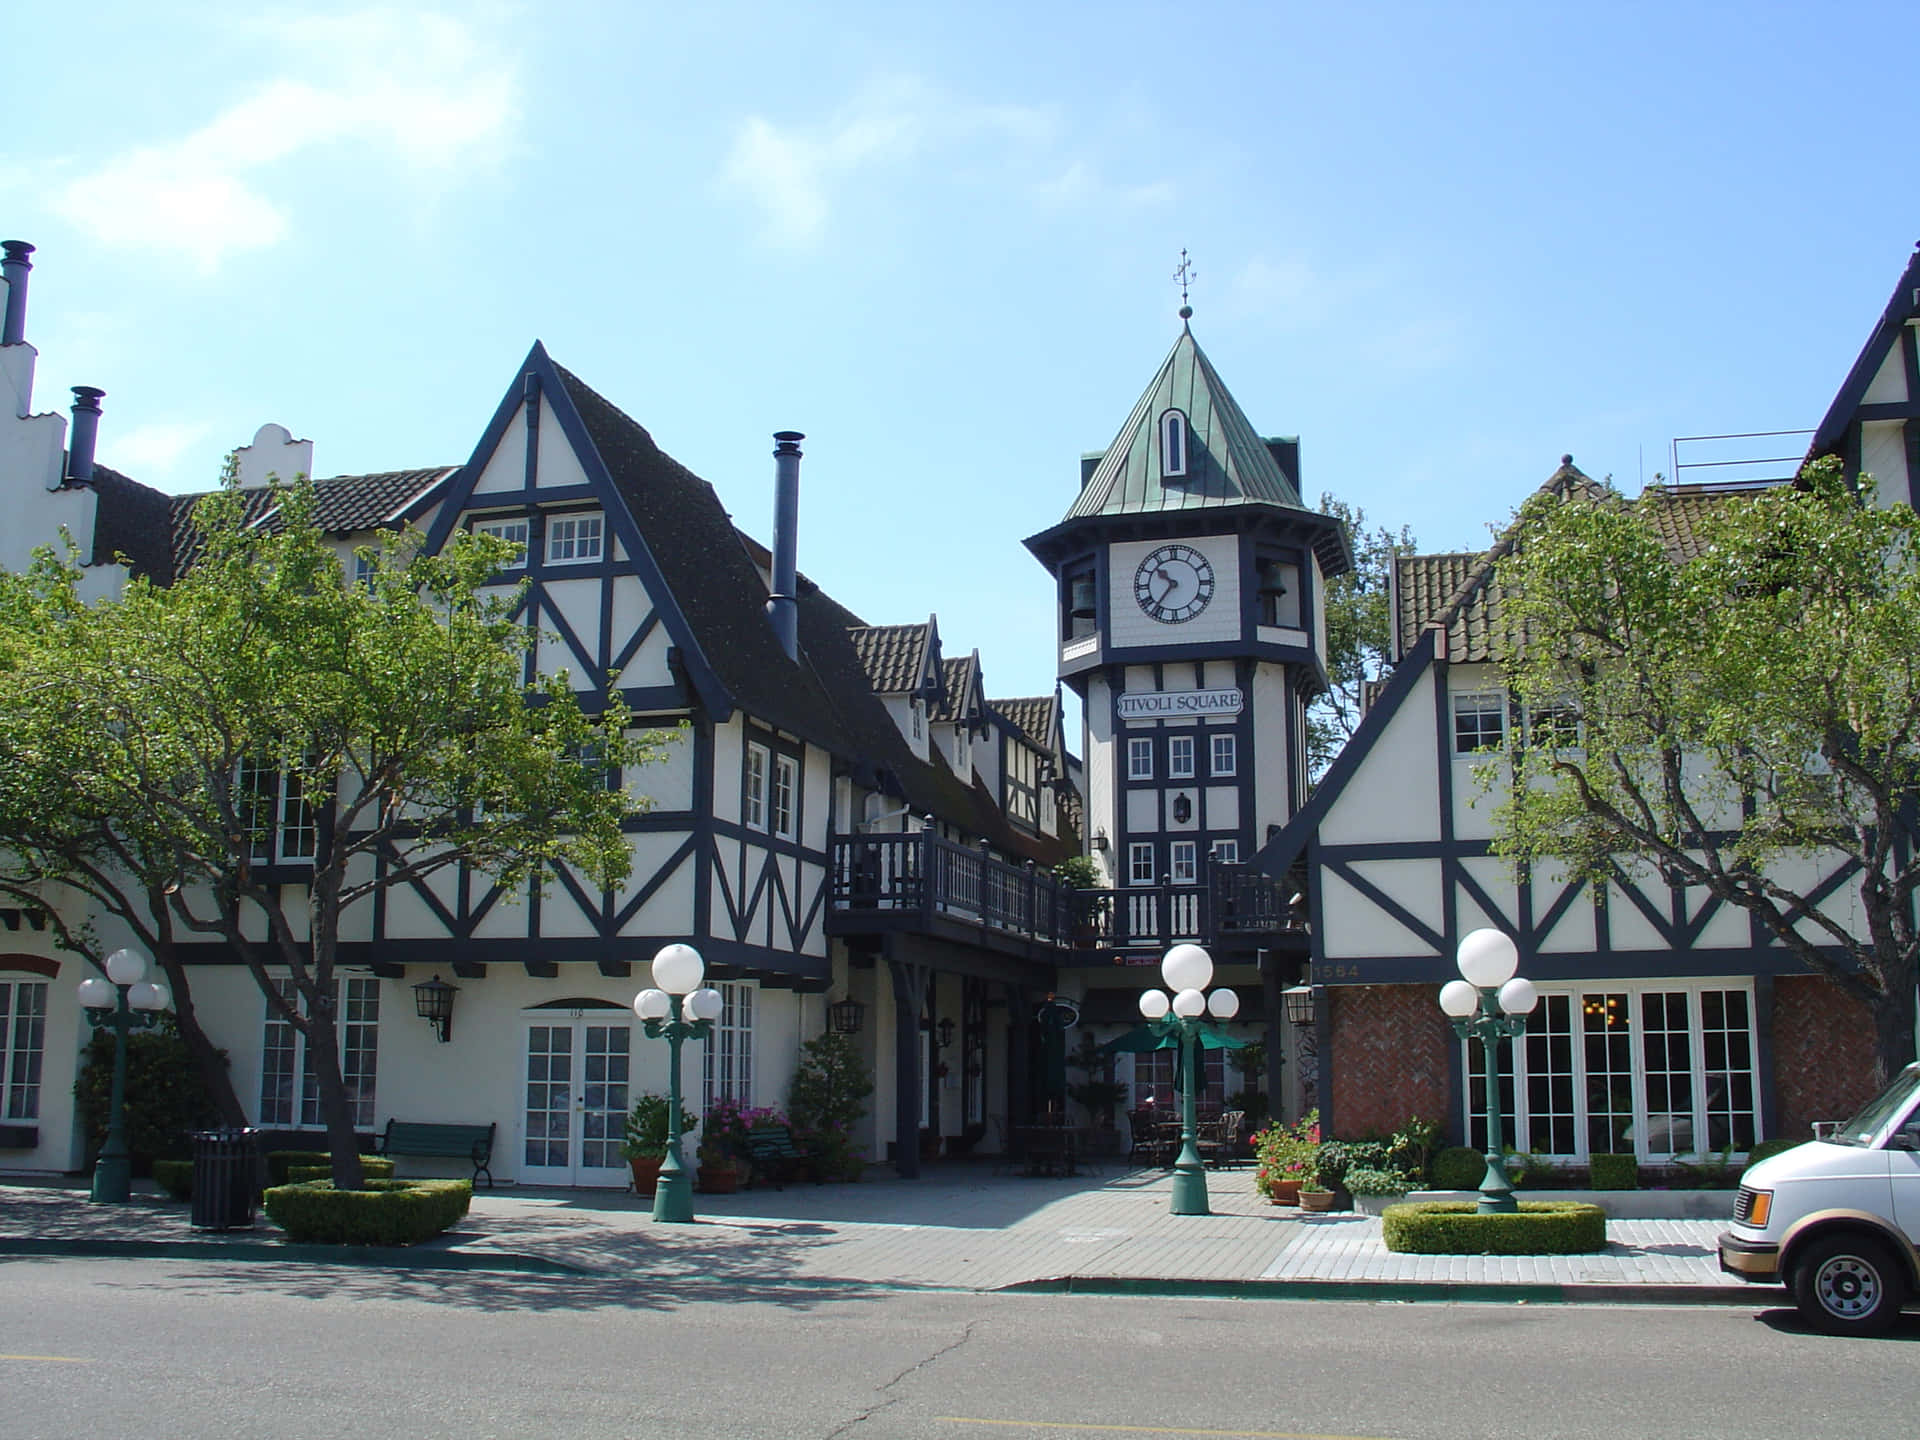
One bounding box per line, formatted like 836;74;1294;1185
1267;1178;1303;1206
698;1164;739;1195
1298;1189;1336;1212
628;1156;664;1196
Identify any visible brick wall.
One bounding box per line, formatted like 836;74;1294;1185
1772;975;1876;1142
1328;984;1453;1137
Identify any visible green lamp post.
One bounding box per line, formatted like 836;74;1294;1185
1138;943;1239;1217
78;946;171;1205
1438;927;1539;1215
633;943;723;1224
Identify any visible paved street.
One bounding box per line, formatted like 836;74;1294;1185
5;1255;1919;1440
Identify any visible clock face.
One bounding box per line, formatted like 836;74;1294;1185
1134;544;1216;623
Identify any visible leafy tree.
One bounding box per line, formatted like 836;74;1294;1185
1309;495;1416;780
0;477;670;1187
1487;458;1920;1087
786;1032;874;1180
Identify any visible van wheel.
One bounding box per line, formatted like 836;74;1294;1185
1792;1234;1907;1336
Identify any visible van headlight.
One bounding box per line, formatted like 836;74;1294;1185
1734;1186;1771;1228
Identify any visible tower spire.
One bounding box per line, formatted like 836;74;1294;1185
1174;248;1196;324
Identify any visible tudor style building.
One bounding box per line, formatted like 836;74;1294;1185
1258;247;1920;1158
0;243;1092;1183
1024;310;1346;1114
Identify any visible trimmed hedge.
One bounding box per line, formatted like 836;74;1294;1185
1382;1201;1607;1255
1429;1146;1487;1189
264;1178;472;1246
286;1158;396;1184
152;1159;194;1200
1588;1153;1639;1190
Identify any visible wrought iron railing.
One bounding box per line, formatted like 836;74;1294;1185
829;840;1303;955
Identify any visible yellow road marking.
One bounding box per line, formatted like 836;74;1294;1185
934;1420;1395;1440
0;1354;94;1364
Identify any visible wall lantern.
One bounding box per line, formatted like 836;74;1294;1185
1172;794;1193;825
828;995;866;1036
1282;984;1316;1027
936;1017;956;1049
412;973;458;1043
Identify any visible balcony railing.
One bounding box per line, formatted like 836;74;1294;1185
828;838;1303;956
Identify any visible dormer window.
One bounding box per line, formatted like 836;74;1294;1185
1160;410;1190;479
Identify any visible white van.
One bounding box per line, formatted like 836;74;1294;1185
1720;1061;1920;1334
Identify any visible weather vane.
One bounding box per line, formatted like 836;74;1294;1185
1174;249;1196;320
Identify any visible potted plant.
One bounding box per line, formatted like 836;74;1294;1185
1053;856;1103;946
1253;1108;1319;1206
788;1032;874;1181
1345;1164;1416;1215
622;1092;695;1195
1066;1031;1128;1154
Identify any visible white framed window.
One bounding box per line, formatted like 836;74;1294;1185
1128;842;1155;885
1463;983;1758;1160
240;758;317;863
1168;734;1195;779
0;978;48;1120
1452;692;1507;754
474;516;532;566
744;744;768;830
702;981;755;1109
772;754;797;840
1210;839;1239;865
546;512;604;565
260;976;379;1129
1210;734;1237;777
1525;699;1582;750
1160;409;1189;478
1127;737;1153;780
351;551;377;588
1170;840;1198;884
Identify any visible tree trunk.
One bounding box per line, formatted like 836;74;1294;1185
304;1004;367;1190
1869;963;1919;1093
151;931;248;1130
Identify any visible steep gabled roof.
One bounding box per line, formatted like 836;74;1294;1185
86;464;177;583
929;653;982;724
990;694;1061;759
849;617;943;700
1810;244;1920;461
1065;325;1308;521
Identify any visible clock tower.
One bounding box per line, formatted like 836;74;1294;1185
1024;312;1351;927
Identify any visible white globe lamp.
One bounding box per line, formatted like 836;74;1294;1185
1161;944;1213;994
687;987;725;1023
105;947;148;986
633;988;671;1021
1438;979;1479;1019
1139;989;1171;1020
651;943;705;995
1207;987;1239;1019
1498;976;1539;1016
1456;928;1519;989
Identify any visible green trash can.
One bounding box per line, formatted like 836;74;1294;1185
190;1128;259;1230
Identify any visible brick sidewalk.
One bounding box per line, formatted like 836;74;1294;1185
0;1168;1753;1301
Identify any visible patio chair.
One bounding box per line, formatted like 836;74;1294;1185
1199;1110;1245;1169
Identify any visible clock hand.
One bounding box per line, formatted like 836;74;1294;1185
1156;570;1177;604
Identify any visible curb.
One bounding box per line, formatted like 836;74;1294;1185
998;1274;1773;1306
0;1235;587;1276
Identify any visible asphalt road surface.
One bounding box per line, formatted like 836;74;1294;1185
3;1257;1915;1440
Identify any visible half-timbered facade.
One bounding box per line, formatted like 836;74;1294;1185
1262;242;1920;1159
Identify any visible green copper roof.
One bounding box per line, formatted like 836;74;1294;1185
1064;325;1306;520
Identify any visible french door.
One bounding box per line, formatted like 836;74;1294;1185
521;1017;633;1187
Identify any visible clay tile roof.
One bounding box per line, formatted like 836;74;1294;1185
849;623;933;695
991;695;1057;754
928;655;978;722
167;468;453;574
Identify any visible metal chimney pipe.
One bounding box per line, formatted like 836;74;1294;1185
766;430;804;661
67;386;104;485
1;241;33;346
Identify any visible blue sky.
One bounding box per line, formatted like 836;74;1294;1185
7;2;1918;703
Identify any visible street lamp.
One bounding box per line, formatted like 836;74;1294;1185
632;943;723;1224
1438;928;1538;1214
78;946;171;1204
1138;942;1239;1216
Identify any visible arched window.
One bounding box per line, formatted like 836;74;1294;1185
1160;410;1189;479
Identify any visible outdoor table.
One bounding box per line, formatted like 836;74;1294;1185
1016;1124;1082;1176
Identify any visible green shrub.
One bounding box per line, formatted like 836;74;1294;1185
1313;1139;1390;1191
152;1158;194;1200
75;1021;224;1165
1430;1145;1487;1189
263;1178;472;1245
286;1158;395;1184
1589;1153;1639;1189
1382;1201;1607;1255
1743;1138;1801;1172
1345;1165;1414;1196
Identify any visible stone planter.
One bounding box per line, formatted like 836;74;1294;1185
1353;1191;1409;1216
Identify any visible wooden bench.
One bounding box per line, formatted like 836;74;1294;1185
375;1119;496;1187
745;1124;818;1189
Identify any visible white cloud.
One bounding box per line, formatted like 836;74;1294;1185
102;420;215;483
54;10;518;272
1031;162;1173;214
722;77;1073;249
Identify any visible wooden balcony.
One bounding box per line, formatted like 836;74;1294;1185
826;836;1302;963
